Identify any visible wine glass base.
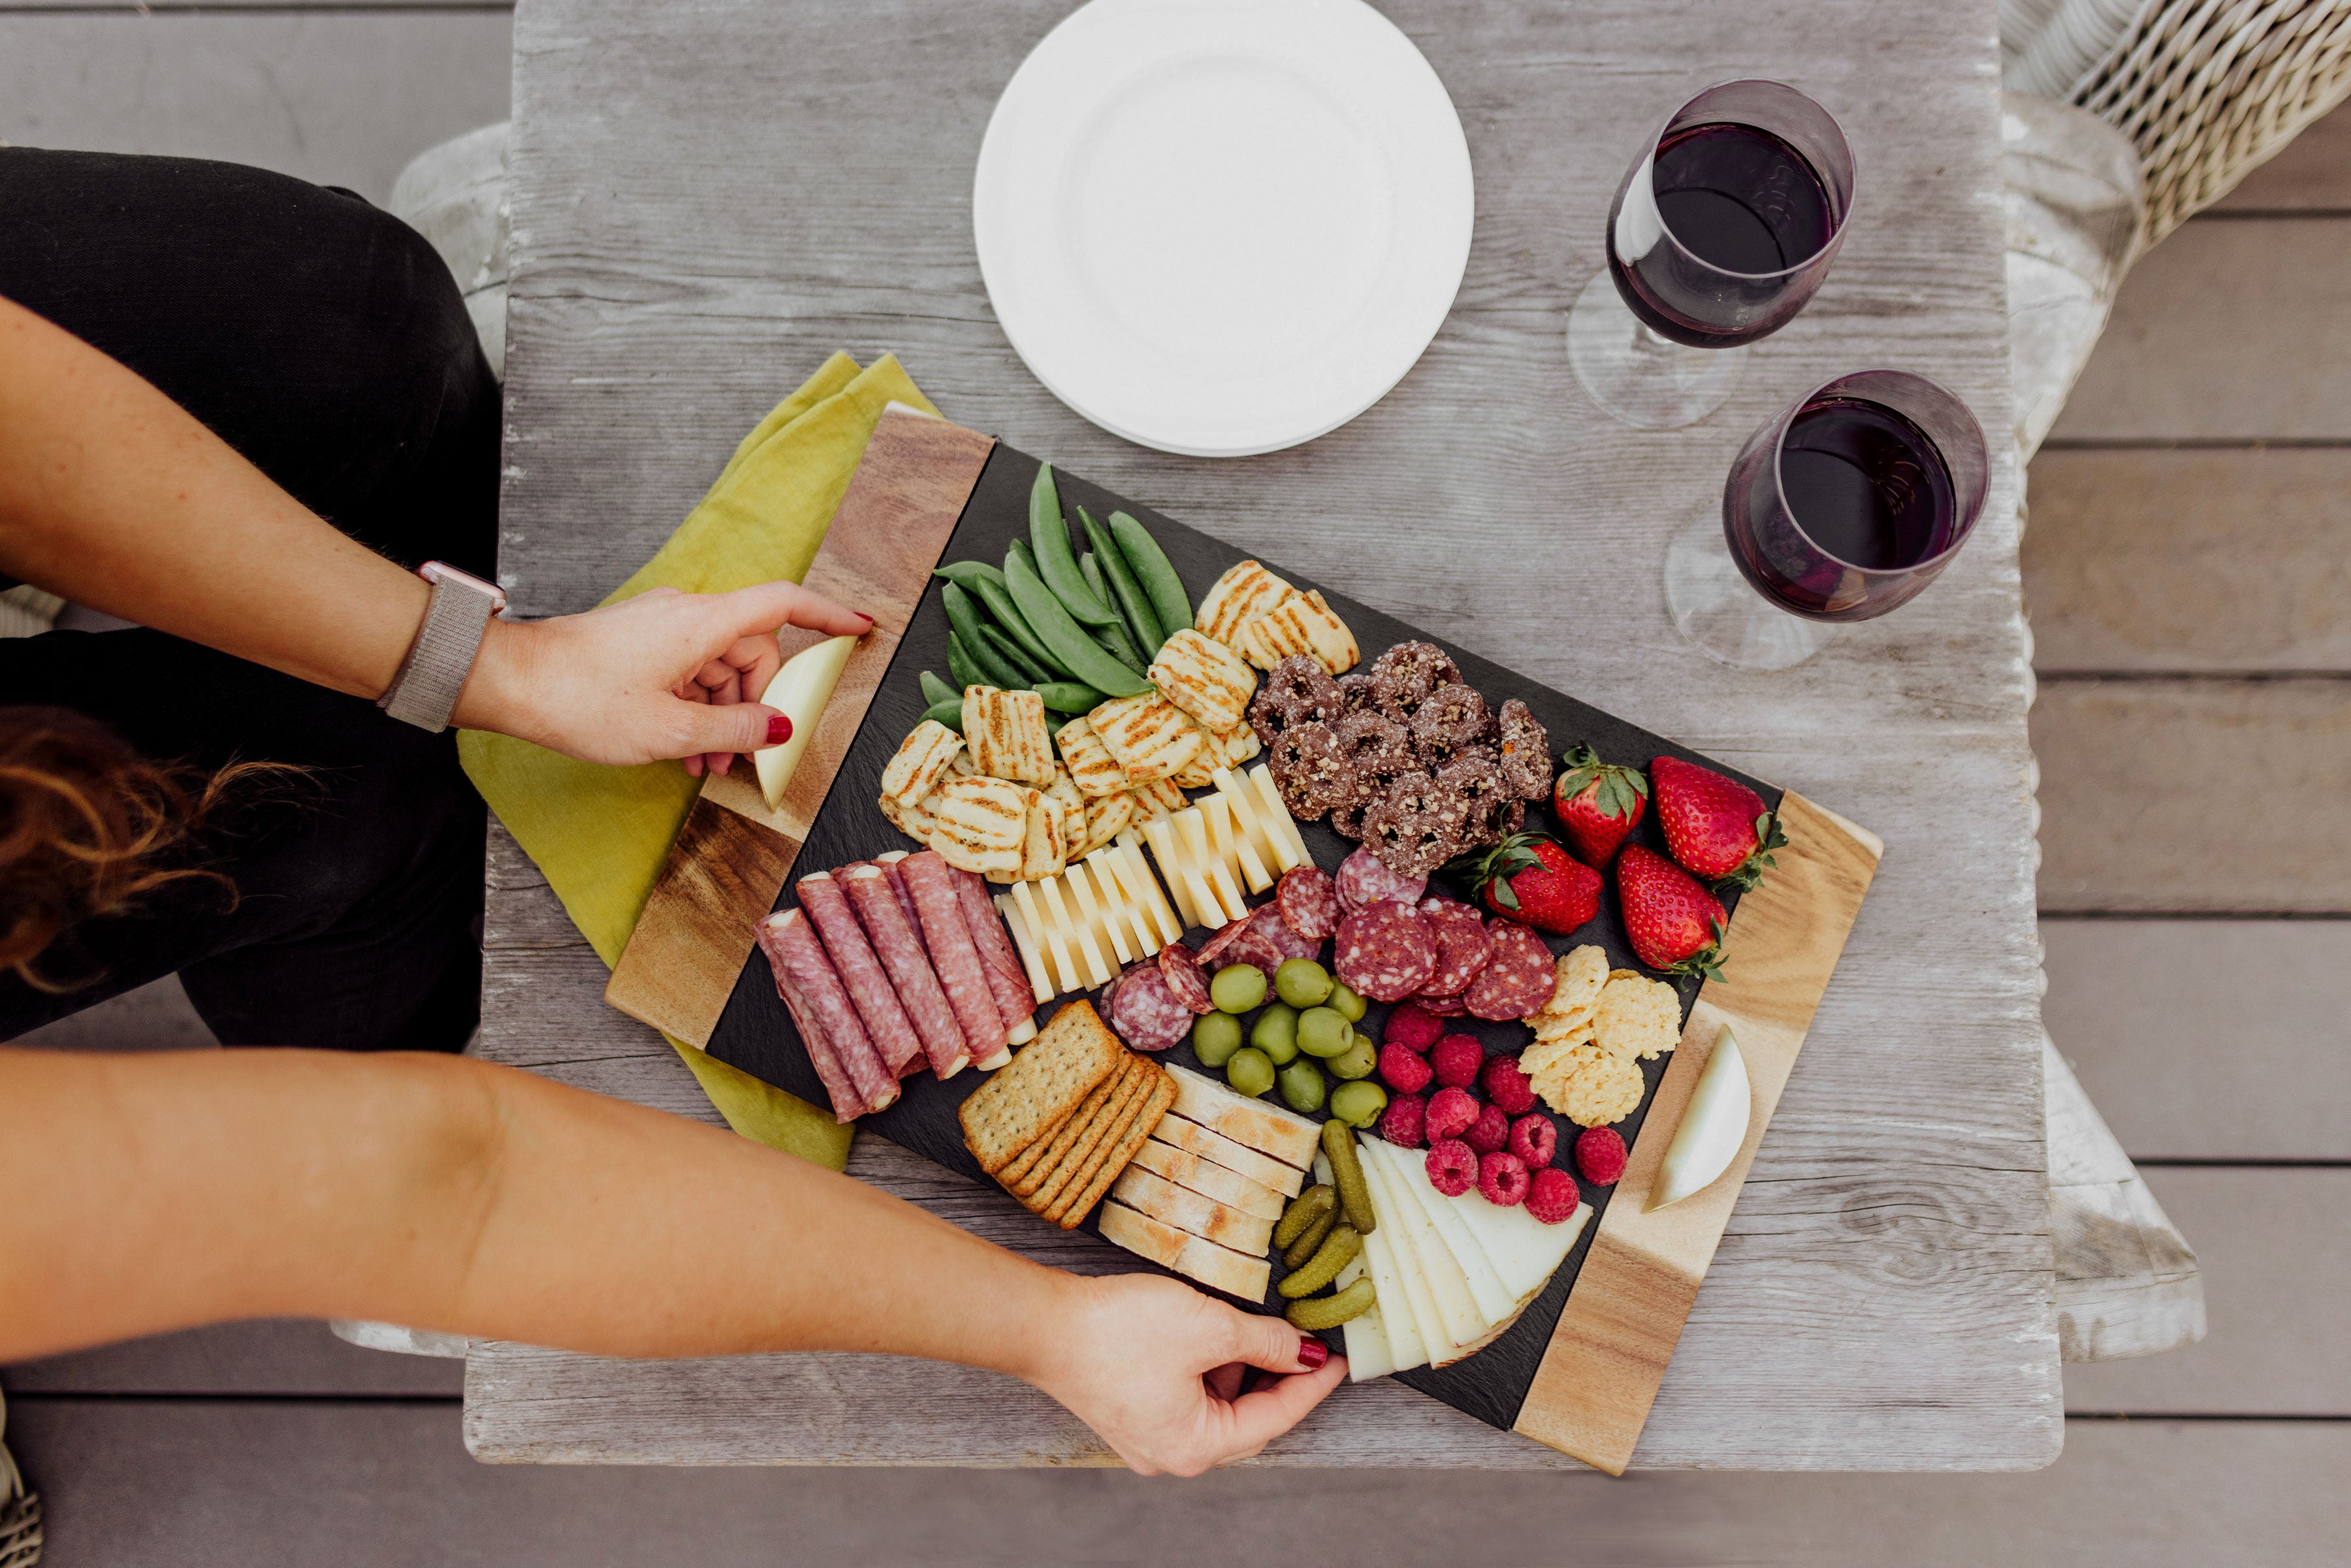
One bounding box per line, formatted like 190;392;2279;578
1663;507;1843;670
1566;271;1746;430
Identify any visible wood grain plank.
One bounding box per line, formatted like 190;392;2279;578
2033;679;2351;913
2043;918;2351;1160
2049;219;2351;441
2210;99;2351;212
0;11;512;204
2023;448;2351;673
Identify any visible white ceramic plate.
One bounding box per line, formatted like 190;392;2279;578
974;0;1475;458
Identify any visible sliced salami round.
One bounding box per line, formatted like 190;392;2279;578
1465;918;1556;1020
1108;963;1193;1051
1157;940;1215;1014
1251;900;1320;963
1335;846;1428;913
1197;912;1285;976
1334;901;1438;1002
1416;895;1494;998
1418;991;1470;1016
1276;865;1342;941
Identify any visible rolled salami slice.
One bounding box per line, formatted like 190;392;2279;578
755;908;896;1119
952;863;1039;1045
1465;918;1556;1020
901;850;1008;1066
1334;900;1437;1002
1249;899;1320;963
1275;865;1341;940
1108;962;1193;1051
798;871;925;1078
1158;940;1215;1014
1416;895;1494;997
1335;846;1427;912
844;863;969;1079
873;851;927;959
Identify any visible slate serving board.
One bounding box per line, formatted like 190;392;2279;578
701;436;1793;1438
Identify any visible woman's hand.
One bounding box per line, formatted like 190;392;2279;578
458;581;872;771
1024;1272;1347;1476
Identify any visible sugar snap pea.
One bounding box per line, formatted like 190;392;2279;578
946;631;985;694
1283;1207;1337;1271
1108;510;1192;641
1079;506;1165;658
1277;1223;1361;1298
976;622;1052;686
1322;1119;1375;1234
963;571;1068;679
1273;1185;1336;1251
1000;550;1155;697
931;560;1006;594
942;583;1025;690
922;698;965;729
1029;464;1117;627
918;670;960;710
1032;680;1106;714
1079;554;1150;675
1285;1277;1377;1332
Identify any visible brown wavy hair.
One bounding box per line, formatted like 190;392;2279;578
0;706;285;991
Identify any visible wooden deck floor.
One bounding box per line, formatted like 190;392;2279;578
4;5;2344;1560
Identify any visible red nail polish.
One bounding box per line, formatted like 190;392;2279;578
1296;1336;1328;1370
767;714;792;744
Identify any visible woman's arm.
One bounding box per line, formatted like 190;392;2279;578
0;296;866;773
0;1046;1343;1473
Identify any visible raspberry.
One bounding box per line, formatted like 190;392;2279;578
1426;1138;1477;1197
1575;1126;1628;1185
1509;1113;1556;1168
1379;1093;1428;1149
1379;1042;1434;1096
1384;1002;1445;1052
1526;1166;1580;1224
1481;1054;1537;1115
1430;1034;1484;1090
1463;1100;1510;1157
1478;1150;1530;1207
1425;1086;1479;1142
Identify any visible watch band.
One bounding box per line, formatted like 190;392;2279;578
378;570;500;732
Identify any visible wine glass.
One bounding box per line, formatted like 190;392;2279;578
1665;368;1990;669
1567;80;1856;430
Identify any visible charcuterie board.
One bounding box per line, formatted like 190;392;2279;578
637;409;1879;1471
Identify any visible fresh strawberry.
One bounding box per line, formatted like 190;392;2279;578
1650;755;1787;889
1550;743;1649;867
1615;843;1727;980
1445;832;1601;935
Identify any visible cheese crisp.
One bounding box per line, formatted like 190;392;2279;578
879;719;964;809
1236;588;1359;675
1194;560;1298;647
1053;715;1128;798
1538;1040;1646;1128
1088;692;1206;784
1149;628;1257;733
961;686;1055;785
1593;974;1681;1061
925;775;1029;876
1536;945;1610;1025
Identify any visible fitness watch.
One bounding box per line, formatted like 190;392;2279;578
377;560;508;733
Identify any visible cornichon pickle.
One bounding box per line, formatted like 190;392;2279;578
1285;1277;1378;1332
1272;1184;1335;1251
1322;1118;1376;1234
1277;1223;1362;1298
1283;1207;1336;1270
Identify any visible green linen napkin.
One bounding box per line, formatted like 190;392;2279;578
458;353;941;1170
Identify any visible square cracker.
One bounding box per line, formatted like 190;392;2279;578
1001;1070;1114;1193
958;1001;1124;1174
1053;1064;1176;1229
1028;1057;1149;1216
1015;1057;1137;1201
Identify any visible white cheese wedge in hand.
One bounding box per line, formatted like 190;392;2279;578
752;633;859;809
1361;1138;1514;1324
1648;1025;1753;1212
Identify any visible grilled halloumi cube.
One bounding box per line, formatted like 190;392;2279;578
1053;715;1128;798
1088;692;1206;785
879;719;965;809
1043;762;1086;824
1195;560;1298;647
1236;588;1358;673
1206;722;1260;771
925;775;1029;876
1148;628;1257;733
1170;733;1221;791
961;686;1055;784
1072;790;1137;859
1129;776;1187;819
878;785;940;845
1021;787;1068;882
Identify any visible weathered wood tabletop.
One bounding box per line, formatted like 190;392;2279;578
468;0;2058;1469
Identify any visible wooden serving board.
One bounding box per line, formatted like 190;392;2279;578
632;414;1879;1469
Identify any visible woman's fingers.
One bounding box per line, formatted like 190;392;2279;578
1226;1304;1330;1377
704;669;743;776
669;696;789;761
1217;1354;1347;1456
1204;1362;1247;1403
711;581;874;643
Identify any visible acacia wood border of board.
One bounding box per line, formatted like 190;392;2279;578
603;408;997;1047
1512;790;1884;1472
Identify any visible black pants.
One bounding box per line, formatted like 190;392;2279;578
0;150;500;1051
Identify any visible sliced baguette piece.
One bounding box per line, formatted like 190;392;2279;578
1151;1112;1307;1198
1162;1063;1322;1170
1110;1164;1276;1255
1128;1138;1285;1221
1100;1202;1272;1300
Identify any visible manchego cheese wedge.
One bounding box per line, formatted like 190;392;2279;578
753;633;858;810
1647;1024;1753;1212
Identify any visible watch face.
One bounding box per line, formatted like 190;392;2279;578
419;560;508;613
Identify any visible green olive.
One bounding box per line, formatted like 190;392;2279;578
1328;1080;1390;1128
1295;1006;1353;1059
1325;980;1367;1022
1211;963;1267;1014
1191;1011;1242;1067
1251;1002;1300;1066
1273;957;1335;1008
1277;1058;1327;1114
1328;1032;1379;1081
1225;1046;1275;1098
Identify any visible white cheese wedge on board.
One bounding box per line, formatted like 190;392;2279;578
1381;1134;1591;1304
1333;1254;1394;1381
1353;1135;1482;1359
1648;1025;1753;1212
1362;1137;1514;1324
752;633;858;809
1319;1149;1420;1379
